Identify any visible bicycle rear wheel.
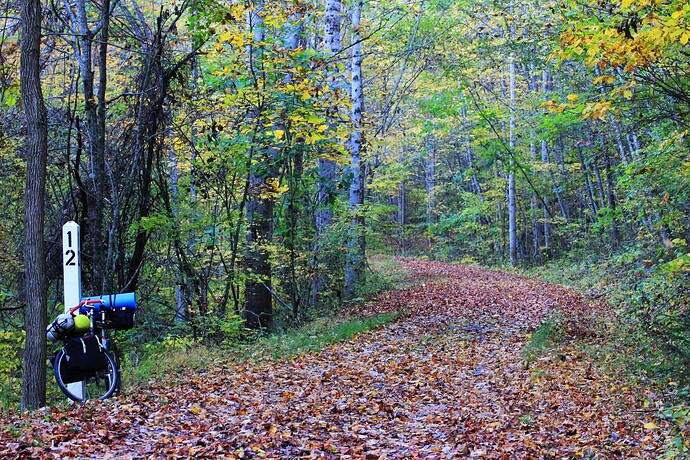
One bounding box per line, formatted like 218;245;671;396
52;348;120;402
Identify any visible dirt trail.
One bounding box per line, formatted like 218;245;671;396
1;260;673;458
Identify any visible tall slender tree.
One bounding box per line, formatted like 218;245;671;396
243;0;274;330
20;0;48;410
312;0;343;305
344;0;365;297
316;0;342;239
508;53;517;267
60;0;110;293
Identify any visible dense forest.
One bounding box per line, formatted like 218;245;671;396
2;0;690;411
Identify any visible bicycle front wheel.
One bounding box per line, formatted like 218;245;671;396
52;348;121;402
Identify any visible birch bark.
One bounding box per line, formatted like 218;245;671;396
344;0;365;297
508;54;517;267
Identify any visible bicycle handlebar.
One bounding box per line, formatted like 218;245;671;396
68;299;106;315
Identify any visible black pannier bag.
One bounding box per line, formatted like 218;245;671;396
60;335;109;383
105;305;135;330
59;359;87;384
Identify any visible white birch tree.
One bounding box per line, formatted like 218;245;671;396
344;0;365;297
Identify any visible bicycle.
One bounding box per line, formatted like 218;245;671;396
48;299;122;402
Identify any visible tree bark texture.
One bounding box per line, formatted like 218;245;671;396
312;0;342;305
243;0;274;329
66;0;108;293
20;0;48;410
344;0;365;298
244;181;274;330
316;0;342;238
541;71;551;252
508;56;517;267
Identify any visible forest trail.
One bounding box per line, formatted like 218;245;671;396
2;259;674;458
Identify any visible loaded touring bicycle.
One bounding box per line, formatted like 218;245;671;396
47;294;136;402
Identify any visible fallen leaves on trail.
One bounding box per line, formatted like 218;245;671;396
0;259;674;458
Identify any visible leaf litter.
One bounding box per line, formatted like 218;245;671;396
0;259;674;458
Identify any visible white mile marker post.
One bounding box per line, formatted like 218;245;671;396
62;221;84;400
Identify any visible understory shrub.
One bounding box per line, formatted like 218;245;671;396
0;330;23;411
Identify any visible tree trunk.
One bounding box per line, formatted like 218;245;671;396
462;106;485;206
278;11;306;316
398;181;406;255
316;0;342;238
552;139;571;222
244;179;274;330
95;0;110;291
530;140;541;262
602;142;620;248
312;0;342;304
285;145;305;316
425;137;436;228
122;25;159;294
541;71;551;252
65;0;108;293
579;148;599;218
316;0;342;239
599;134;620;249
508;55;517;267
344;0;365;298
20;0;48;410
243;1;274;330
167;117;190;323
